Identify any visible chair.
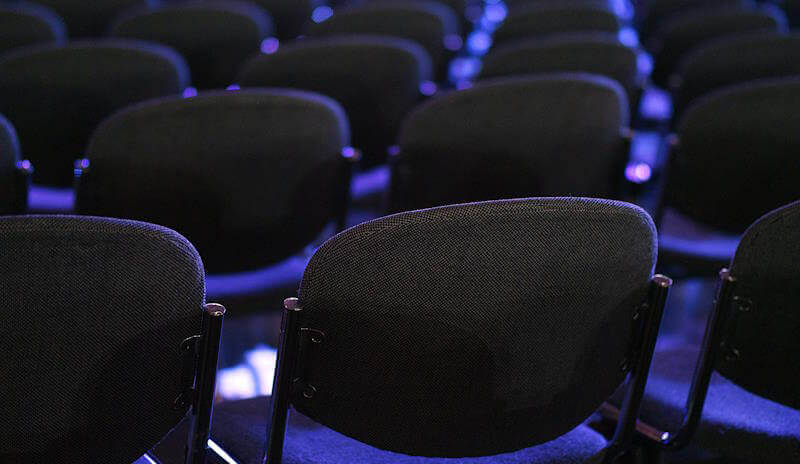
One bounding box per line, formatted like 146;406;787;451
671;32;800;121
0;2;66;55
480;33;643;112
647;5;787;88
252;0;322;39
238;35;433;166
787;0;800;27
0;215;225;464
637;0;749;44
0;40;189;187
347;0;473;32
171;197;670;464
306;0;460;81
493;1;620;47
389;74;631;213
74;89;353;316
31;0;154;37
110;0;274;89
655;78;800;276
603;199;800;463
0;114;31;214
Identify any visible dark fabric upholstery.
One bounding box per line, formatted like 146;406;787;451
293;197;656;456
390;74;629;213
350;0;471;30
252;0;320;39
0;40;189;186
110;0;273;89
480;33;640;105
717;200;800;410
306;1;460;81
0;215;205;464
493;2;620;47
665;78;800;233
75;89;350;276
238;35;432;165
672;32;800;118
0;3;66;55
648;5;786;87
0;113;24;214
629;344;800;463
638;0;748;43
32;0;154;37
200;396;608;464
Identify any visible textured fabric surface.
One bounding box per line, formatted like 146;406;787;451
197;396;607;464
0;113;24;214
0;215;205;463
75;89;350;276
493;2;620;47
306;1;460;81
648;5;786;87
672;32;800;118
32;0;154;37
0;39;189;186
480;33;640;105
390;74;629;213
294;197;656;456
110;0;274;89
665;78;800;233
718;200;800;410
627;345;800;463
252;0;320;39
0;3;66;55
638;0;746;43
238;35;432;165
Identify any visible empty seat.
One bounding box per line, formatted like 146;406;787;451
0;40;190;187
238;35;432;165
609;200;800;463
656;78;800;275
110;0;274;89
638;0;749;43
182;197;669;464
75;89;352;315
32;0;153;37
0;215;225;463
306;1;460;81
0;114;29;214
493;2;620;47
390;74;630;213
348;0;473;31
648;5;787;88
480;33;642;110
0;2;66;55
671;32;800;120
253;0;322;39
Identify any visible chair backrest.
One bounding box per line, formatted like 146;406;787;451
672;32;800;118
110;0;273;89
664;78;800;233
717;200;800;410
292;197;657;456
480;33;641;105
33;0;154;37
0;2;66;55
75;89;351;274
238;35;432;164
390;73;629;212
493;1;620;47
0;114;24;214
0;40;189;187
639;0;749;42
252;0;321;39
306;1;460;81
0;215;205;463
649;5;786;87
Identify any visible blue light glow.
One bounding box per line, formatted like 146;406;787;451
419;80;438;96
182;87;198;98
618;27;639;47
640;88;673;120
208;439;239;464
449;57;482;81
246;345;278;395
217;365;257;399
443;34;463;51
485;3;507;23
226;84;240;91
312;6;333;23
467;31;492;55
625;162;652;183
260;37;280;54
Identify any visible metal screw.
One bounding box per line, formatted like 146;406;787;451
302;384;317;400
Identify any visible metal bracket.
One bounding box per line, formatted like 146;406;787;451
175;335;202;410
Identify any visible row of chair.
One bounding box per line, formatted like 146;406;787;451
4;195;798;463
